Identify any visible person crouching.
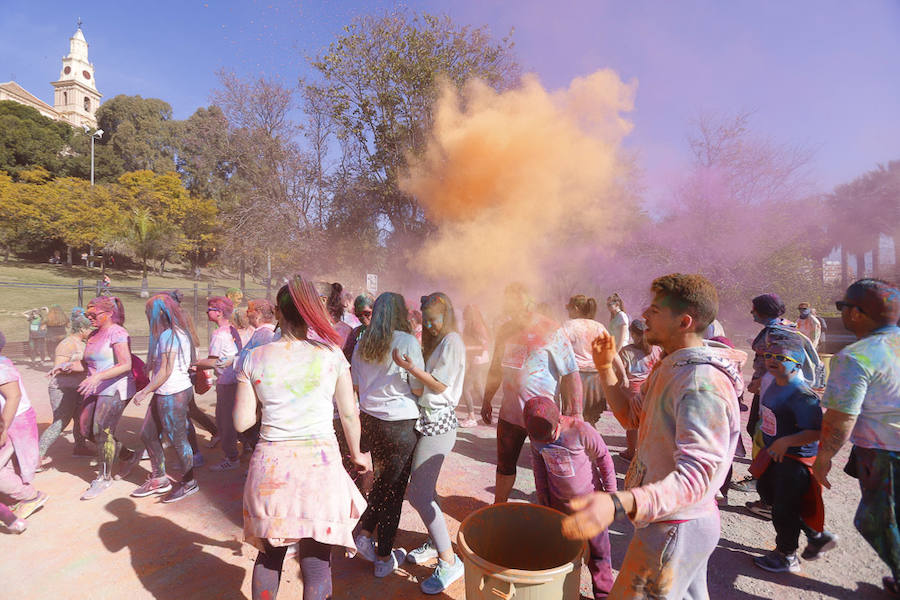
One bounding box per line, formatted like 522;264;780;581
524;396;616;598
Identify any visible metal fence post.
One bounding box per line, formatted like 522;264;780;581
206;282;212;342
193;283;199;331
77;279;84;307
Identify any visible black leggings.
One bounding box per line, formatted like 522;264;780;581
252;539;332;600
357;413;417;557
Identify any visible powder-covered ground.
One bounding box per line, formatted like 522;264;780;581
2;360;886;599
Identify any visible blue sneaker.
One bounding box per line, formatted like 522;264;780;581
420;554;464;594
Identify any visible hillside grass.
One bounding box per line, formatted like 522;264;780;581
0;259;261;342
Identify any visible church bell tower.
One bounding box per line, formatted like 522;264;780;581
52;20;101;128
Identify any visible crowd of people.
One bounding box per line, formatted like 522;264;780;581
0;272;898;600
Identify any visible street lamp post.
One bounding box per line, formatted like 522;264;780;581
90;128;104;186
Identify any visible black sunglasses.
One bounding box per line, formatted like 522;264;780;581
835;300;865;315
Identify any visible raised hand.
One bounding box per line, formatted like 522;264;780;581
591;331;617;371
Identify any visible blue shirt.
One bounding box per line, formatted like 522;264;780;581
760;378;822;457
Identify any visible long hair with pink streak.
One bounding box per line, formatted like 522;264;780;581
87;296;125;325
145;293;199;372
277;274;342;347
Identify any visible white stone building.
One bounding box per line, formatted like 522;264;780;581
0;24;101;129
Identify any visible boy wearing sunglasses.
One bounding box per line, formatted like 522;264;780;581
751;334;836;573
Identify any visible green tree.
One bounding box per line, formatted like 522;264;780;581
114;170;218;273
308;9;518;240
107;208;176;293
0;101;74;178
95;95;177;173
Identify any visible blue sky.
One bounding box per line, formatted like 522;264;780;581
2;0;898;204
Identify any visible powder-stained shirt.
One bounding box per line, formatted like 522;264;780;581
154;328;193;396
417;332;466;434
562;319;609;372
620;344;663;395
209;325;239;385
821;325;900;451
351;331;424;421
239;339;349;441
84;324;134;398
624;345;745;526
0;356;31;416
495;315;579;428
531;416;617;505
235;323;278;375
760;378;822;457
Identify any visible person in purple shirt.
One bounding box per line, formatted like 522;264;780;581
525;396;616;599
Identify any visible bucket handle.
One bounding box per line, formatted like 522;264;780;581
481;577;516;600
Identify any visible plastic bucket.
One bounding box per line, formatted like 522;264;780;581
457;502;584;600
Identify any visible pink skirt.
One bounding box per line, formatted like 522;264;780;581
243;437;366;552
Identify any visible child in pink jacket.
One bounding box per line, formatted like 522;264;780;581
525;396;617;598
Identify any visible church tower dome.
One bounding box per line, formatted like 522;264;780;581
52;20;102;128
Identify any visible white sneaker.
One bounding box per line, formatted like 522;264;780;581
407;538;439;564
354;533;377;562
210;458;239;472
374;548;407;578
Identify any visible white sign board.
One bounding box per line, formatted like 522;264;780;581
366;273;378;295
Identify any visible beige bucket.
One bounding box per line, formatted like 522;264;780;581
457;502;584;600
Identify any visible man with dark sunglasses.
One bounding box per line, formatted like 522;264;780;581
814;278;900;596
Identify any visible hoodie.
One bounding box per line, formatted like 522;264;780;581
625;343;746;526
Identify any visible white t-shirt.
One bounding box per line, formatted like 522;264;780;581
0;356;31;416
238;339;349;442
419;332;466;422
610;311;631;348
351;331;423;421
209;325;239;385
155;328;193;395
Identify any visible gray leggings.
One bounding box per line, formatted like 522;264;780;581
407;429;457;554
39;378;86;458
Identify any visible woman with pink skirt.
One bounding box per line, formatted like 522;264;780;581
235;274;371;600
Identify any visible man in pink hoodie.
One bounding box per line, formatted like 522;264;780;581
563;273;746;599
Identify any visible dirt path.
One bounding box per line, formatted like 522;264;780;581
2;362;888;599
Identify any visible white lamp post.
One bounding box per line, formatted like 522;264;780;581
90;128;104;186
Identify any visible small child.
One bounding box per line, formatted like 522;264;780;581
751;335;837;573
524;396;617;599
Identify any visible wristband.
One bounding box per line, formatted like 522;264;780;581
610;493;626;521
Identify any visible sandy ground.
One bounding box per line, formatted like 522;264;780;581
2;360;891;599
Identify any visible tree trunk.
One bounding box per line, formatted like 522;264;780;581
66;245;73;266
240;255;246;290
140;261;149;298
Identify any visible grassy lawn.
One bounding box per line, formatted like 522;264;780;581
0;258;265;342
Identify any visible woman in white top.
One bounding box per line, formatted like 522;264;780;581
351;292;424;577
235;275;369;600
606;293;631;351
129;294;200;503
393;292;466;594
563;294;610;424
